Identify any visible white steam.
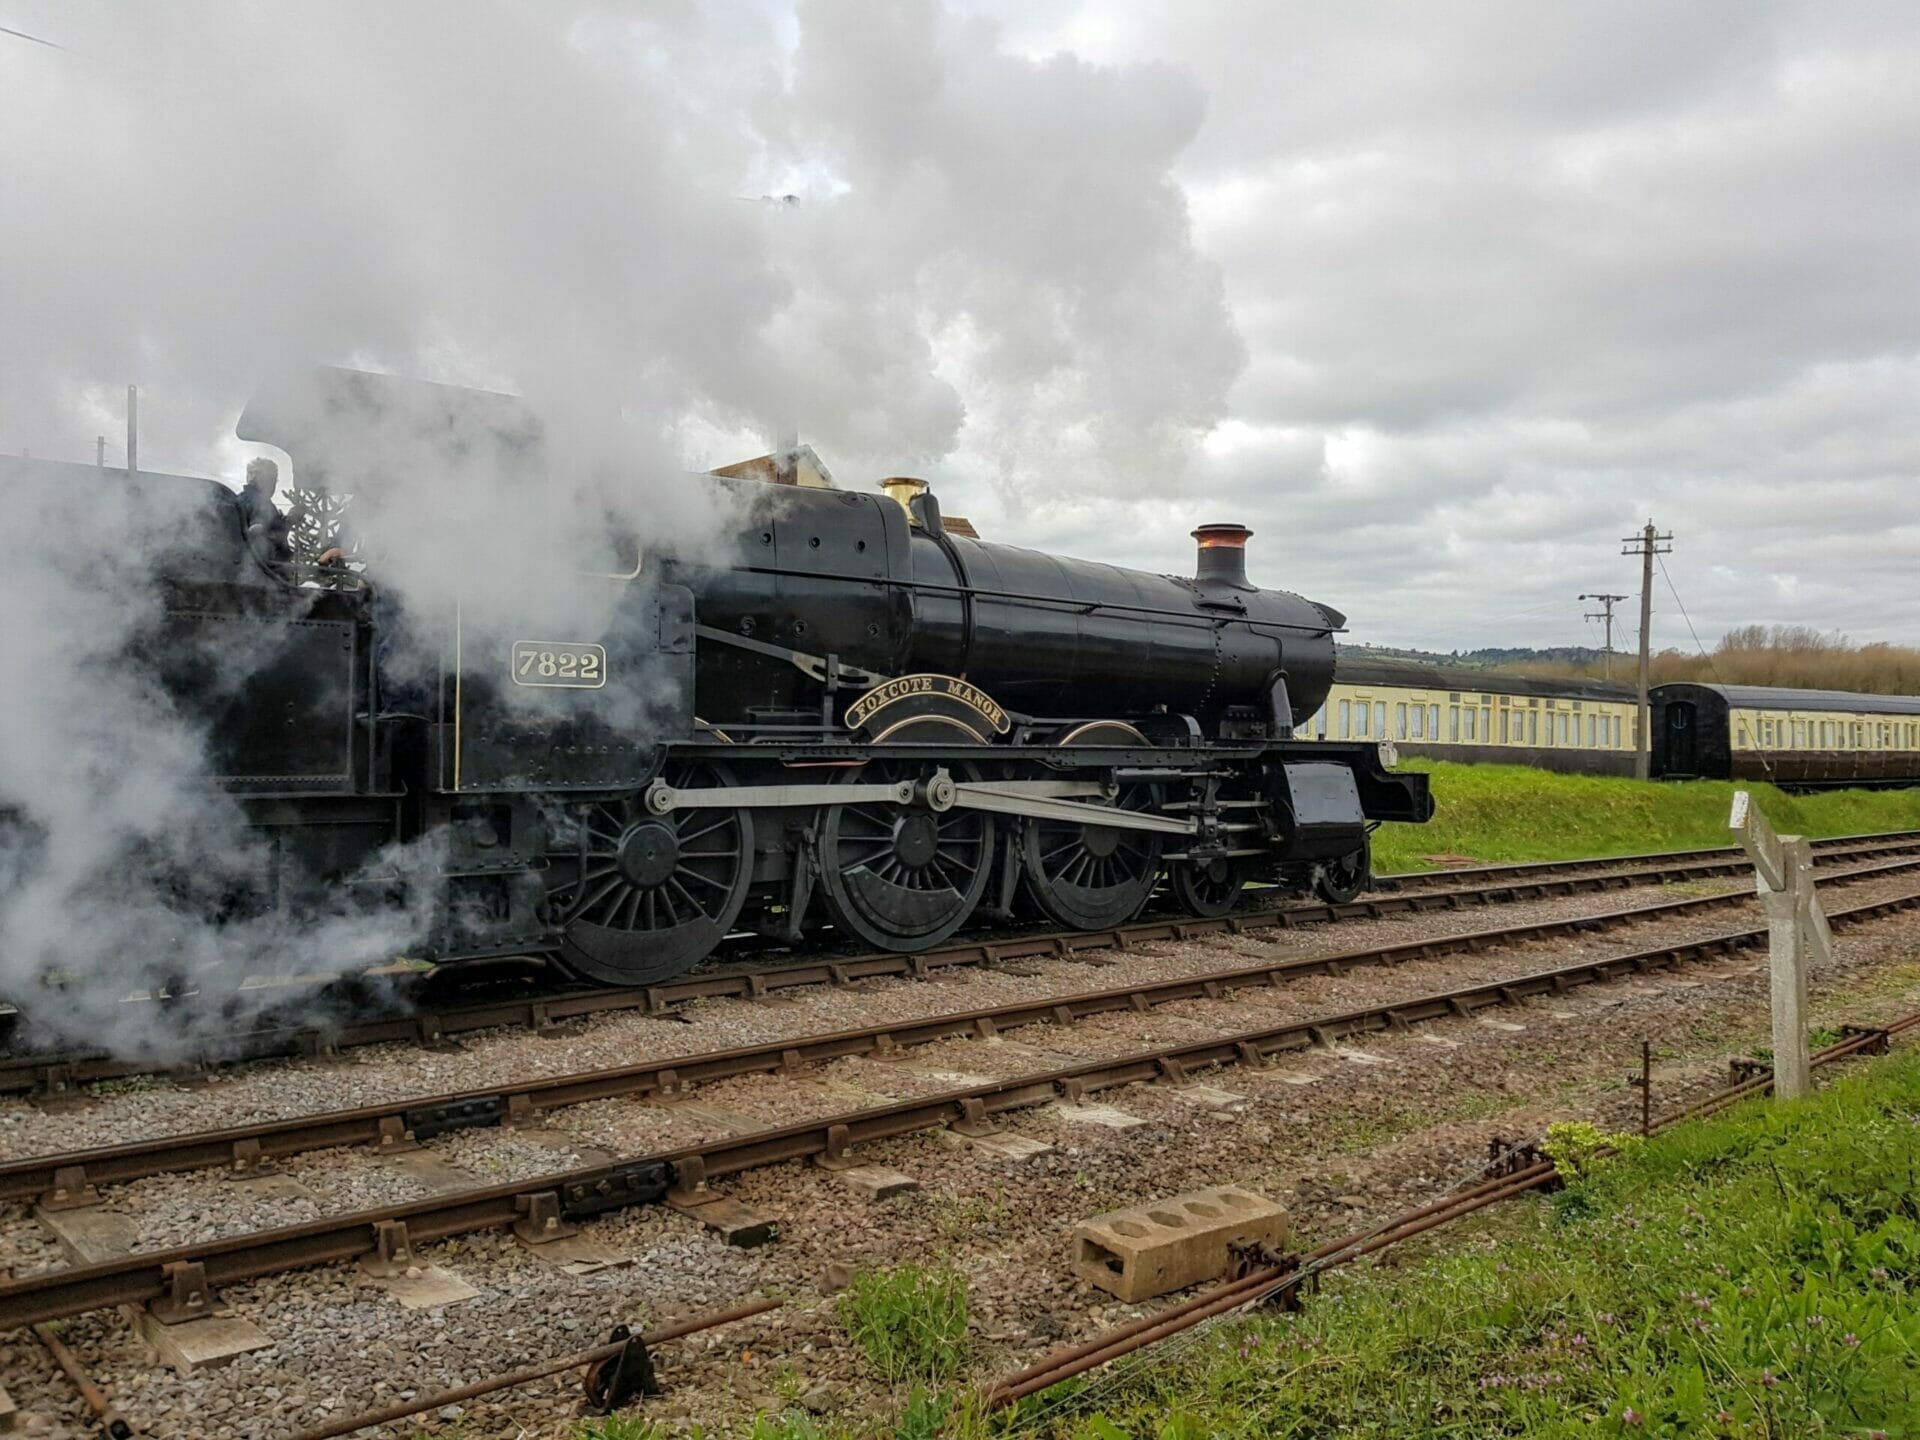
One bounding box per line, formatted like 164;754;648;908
0;0;1240;1053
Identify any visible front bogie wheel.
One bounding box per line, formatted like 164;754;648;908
1312;839;1371;905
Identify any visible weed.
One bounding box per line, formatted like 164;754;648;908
572;1414;670;1440
837;1262;969;1389
750;1411;829;1440
929;1187;1014;1243
1751;1024;1847;1064
1540;1119;1643;1182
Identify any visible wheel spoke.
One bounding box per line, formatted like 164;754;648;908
666;875;708;921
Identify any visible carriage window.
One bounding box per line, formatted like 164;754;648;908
1500;710;1510;743
1429;704;1441;738
1355;702;1370;738
1449;705;1460;741
1559;713;1572;745
1464;707;1477;741
1410;705;1426;739
1338;699;1351;738
1528;711;1540;744
1375;702;1387;738
1587;715;1597;748
1481;706;1492;739
1395;703;1408;739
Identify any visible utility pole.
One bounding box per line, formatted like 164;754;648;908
1621;521;1673;780
126;385;138;482
1579;592;1628;680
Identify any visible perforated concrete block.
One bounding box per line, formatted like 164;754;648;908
1073;1184;1287;1301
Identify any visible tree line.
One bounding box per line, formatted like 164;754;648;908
1496;625;1920;695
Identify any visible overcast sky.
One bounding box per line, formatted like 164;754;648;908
3;1;1914;654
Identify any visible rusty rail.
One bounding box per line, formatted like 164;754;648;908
4;855;1915;1209
4;881;1918;1331
284;1296;779;1440
6;833;1914;1100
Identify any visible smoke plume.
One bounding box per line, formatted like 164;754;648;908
0;1;1241;1051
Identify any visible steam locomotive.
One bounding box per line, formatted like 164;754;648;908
4;370;1431;988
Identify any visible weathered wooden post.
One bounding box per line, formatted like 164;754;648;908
1729;792;1831;1100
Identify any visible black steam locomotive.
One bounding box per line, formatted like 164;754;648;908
5;371;1431;989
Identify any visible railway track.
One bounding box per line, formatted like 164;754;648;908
5;850;1918;1209
5;868;1918;1331
6;830;1916;1100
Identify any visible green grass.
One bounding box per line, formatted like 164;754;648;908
838;1262;971;1390
1009;1046;1920;1439
1372;759;1920;873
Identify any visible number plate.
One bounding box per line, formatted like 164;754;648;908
510;641;607;689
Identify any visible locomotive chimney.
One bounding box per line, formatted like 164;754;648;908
1192;523;1253;588
881;476;929;518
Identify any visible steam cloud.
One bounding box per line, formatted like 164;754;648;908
0;1;1239;1052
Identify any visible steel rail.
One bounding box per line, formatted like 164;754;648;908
985;1013;1920;1409
5;853;1915;1208
1375;829;1920;892
4;883;1918;1331
5;833;1914;1101
286;1297;780;1440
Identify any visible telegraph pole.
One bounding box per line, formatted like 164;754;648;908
1580;592;1627;680
1621;521;1673;780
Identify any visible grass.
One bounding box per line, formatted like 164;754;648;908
1009;1045;1920;1439
838;1262;971;1390
1372;759;1920;872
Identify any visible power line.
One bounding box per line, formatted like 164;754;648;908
1657;552;1775;780
0;22;68;50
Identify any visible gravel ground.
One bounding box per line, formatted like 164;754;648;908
0;866;1916;1438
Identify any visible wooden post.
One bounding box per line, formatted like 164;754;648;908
1729;792;1830;1100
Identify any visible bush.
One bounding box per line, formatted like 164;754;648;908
837;1263;970;1389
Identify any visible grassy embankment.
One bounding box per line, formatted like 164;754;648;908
1012;1045;1920;1439
1371;759;1920;873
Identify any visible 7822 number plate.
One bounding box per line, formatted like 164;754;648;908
510;640;606;689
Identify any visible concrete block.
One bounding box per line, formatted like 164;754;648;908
1050;1101;1148;1130
834;1164;919;1201
950;1131;1054;1162
34;1206;137;1266
652;1098;766;1134
668;1193;778;1247
1074;1185;1287;1302
228;1173;316;1201
380;1266;479;1310
380;1151;477;1192
134;1310;271;1372
515;1233;634;1274
1170;1085;1248;1112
